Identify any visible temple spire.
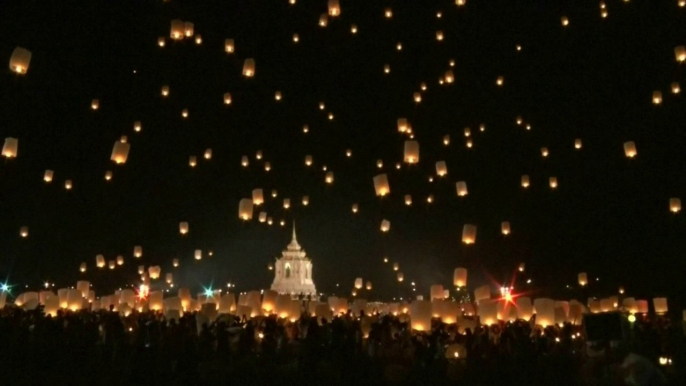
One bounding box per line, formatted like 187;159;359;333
292;220;297;242
287;220;301;251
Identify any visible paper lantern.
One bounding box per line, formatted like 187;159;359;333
365;281;372;291
518;262;525;272
90;99;99;110
444;70;454;84
521;175;530;188
676;46;686;62
404;141;419;164
328;0;340;16
108;260;115;269
204;149;212;160
534;298;555;327
110;141;130;164
561;16;569;26
515;297;533;320
67;289;83;311
148;266;161;280
462;224;477;244
549;177;558;189
501;221;511;235
622;298;638;314
283;198;291;209
161;86;169;96
541;147;549;157
636;300;649;314
238;199;254;221
2;137;18;158
350;24;358;33
170;19;184;39
189;156;198;167
318;13;328;27
397;118;409;133
165;273;173;284
183;21;194;37
274;91;282;101
623;141;637;158
173;258;179;267
96;254;105;268
292;33;299;43
653;298;668;314
573;138;582;149
79;262;87;273
383;64;390;74
354;278;363;289
157;37;165;47
261;290;278;313
496;76;505;86
434;161;448;177
373;174;390;196
241;156;249;167
181;108;189;118
194;35;202;45
436;30;444;41
409;301;431;331
9;47;31;74
194;249;202;260
43;170;54;183
64;179;73;190
476;299;498;325
179;222;189;235
671;82;680;94
137;265;145;275
393;262;399;271
225;39;234;53
670;198;681;213
403;194;412;206
652;91;662;105
19;226;28;238
456;181;468;196
413;92;421;103
397;272;404;282
453;268;467;287
302;196;309;206
243;58;255;77
578;272;588;286
430;285;444;301
325;171;334;184
384;8;393;18
474;285;491;303
221;92;232;105
252;189;264;206
600;298;614;312
115;255;123;266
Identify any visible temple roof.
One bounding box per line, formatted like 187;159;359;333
286;221;301;251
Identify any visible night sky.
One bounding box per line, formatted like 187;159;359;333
1;0;685;308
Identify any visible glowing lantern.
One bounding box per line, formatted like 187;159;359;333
67;289;83;311
350;24;358;34
380;219;390;232
653;91;662;105
108;260;115;269
293;33;299;43
189;156;197;167
225;39;234;53
44;170;53;183
274;91;282;101
624;141;637;158
203;149;212;160
183;22;194;37
404;141;419;164
518;262;525;272
636;300;649;314
239;199;253;220
110;141;130;164
78;263;86;273
302;196;309;206
534;298;555;327
241;156;249;167
243;58;255;77
456;181;468;196
578;272;588;286
383;64;390;74
397;118;409;133
194;35;202;44
435;161;448;177
675;46;686;62
283;198;290;209
2;137;18;158
672;82;680;94
573;139;582;149
19;226;28;238
325;171;334;184
352;203;358;213
451;268;467;287
148;266;161;280
250;189;264;206
409;301;431;331
258;212;267;223
114;255;123;266
384;8;393;18
462;224;476;244
173;258;179;267
405;195;412;206
256;150;263;159
158;37;165;47
443;135;450;145
179;222;189;235
264;162;270;171
395;271;404;282
181;108;189;118
90;99;99;110
478;299;499;325
373;174;390;196
501;221;511;235
670;198;681;213
413;92;422;103
496;76;504;86
561;16;569;26
64;180;73;190
9;47;31;74
653;298;668;314
194;249;202;260
354;278;363;290
96;255;105;268
305;155;313;166
436;30;444;41
161;86;169;96
170;19;184;39
519;175;530;188
272;190;278;198
445;70;454;84
549;177;558;189
223;93;232;105
319;14;328;27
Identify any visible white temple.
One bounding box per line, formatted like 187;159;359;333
271;223;317;297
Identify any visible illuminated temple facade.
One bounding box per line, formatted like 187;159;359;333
271;224;317;297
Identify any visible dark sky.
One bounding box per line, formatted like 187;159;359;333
1;0;685;308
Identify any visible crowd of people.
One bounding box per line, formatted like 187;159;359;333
0;303;683;385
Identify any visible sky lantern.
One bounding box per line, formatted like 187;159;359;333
111;140;130;164
272;189;278;198
195;35;202;45
653;91;662;105
653;298;668;314
670;198;681;213
436;30;444;41
2;137;18;158
466;138;473;148
578;272;588;286
133;121;142;132
104;171;112;181
404;141;419;163
182;108;189;118
325;171;334;184
413;92;421;103
383;64;390;74
671;82;680;94
384;8;392;18
421;82;428;91
397;118;409;133
518;263;525;272
252;189;264;206
165;273;173;284
549;177;558;189
293;33;299;43
108;260;116;270
20;226;28;238
445;70;454;83
189;156;197;167
496;76;504;86
352;203;358;213
194;249;202;260
239;199;253;220
305;155;313;166
443;135;450;145
354;278;363;289
380;219;390;232
224;93;232;105
456;181;468;196
521;175;530;188
264;162;271;171
453;268;467;287
161;86;169;96
225;39;235;53
534;298;555;327
392;262;399;271
179;222;189;235
91;99;99;110
462;224;477;244
397;272;404;282
79;263;87;273
170;19;184;39
675;46;686;62
149;266;161;280
44;170;53;183
541;147;549;157
410;301;432;331
173;258;179;267
116;255;124;265
243;58;255;77
574;139;582;149
624;141;637;158
96;255;105;268
274;91;282;101
204;149;212;160
9;47;31;74
561;16;569;26
318;13;328;27
501;221;511;235
283;198;291;209
350;24;358;33
241;156;249;167
464;128;471;137
373;174;390;196
64;179;73;190
328;0;340;16
303;125;309;133
134;246;142;258
158;37;165;47
183;22;194;37
302;196;309;206
405;195;412;206
258;212;267;223
436;161;447;177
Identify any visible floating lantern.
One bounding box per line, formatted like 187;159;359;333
20;226;28;238
225;39;234;53
189;156;197;167
675;46;686;62
305;155;313;166
80;262;87;273
111;141;130;164
453;268;467;287
173;258;179;267
462;224;477;244
578;272;588;286
380;219;390;232
478;299;499;326
436;30;444;41
325;171;334;184
397;118;409;133
283;198;290;209
91;99;99;110
179;222;189;235
561;16;569;26
319;14;328;27
241;156;249;167
410;301;432;331
133;121;142;133
274;91;282;101
116;255;124;265
223;93;232;105
427;194;434;203
194;249;202;260
328;0;340;16
96;255;105;268
252;189;264;206
158;37;165;47
170;19;184;39
466;139;473;148
243;58;255;77
44;170;53;183
534;298;555;327
258;212;267;223
624;141;637;158
182;108;188;118
204;149;212;160
518;263;525;272
456;181;468;196
501;221;511;235
436;161;447;176
366;281;372;291
670;198;681;213
397;272;404;282
351;24;357;34
672;82;680;94
405;195;412;206
413;92;421;103
2;137;18;158
549;177;558;189
443;135;450;145
293;33;299;43
352;203;358;213
393;262;399;271
496;76;504;86
404;141;419;163
383;64;390;74
239;199;253;220
264;162;271;171
445;70;454;84
653;91;662;105
302;196;309;206
653;298;668;314
134;246;142;258
148;266;161;280
9;47;31;74
272;190;278;198
65;179;73;190
108;260;116;269
521;175;530;188
183;22;194;37
161;86;169;96
574;139;582;149
384;8;392;18
354;278;363;289
373;174;390;196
